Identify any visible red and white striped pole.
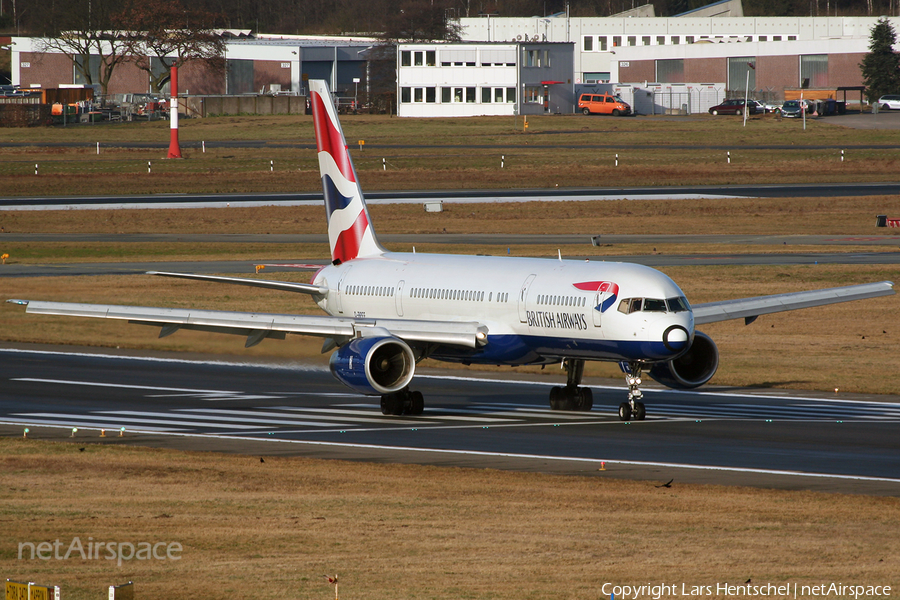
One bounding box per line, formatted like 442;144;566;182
167;65;183;159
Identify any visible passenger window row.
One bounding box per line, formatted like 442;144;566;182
537;294;586;307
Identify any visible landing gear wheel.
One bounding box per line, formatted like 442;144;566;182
409;391;424;415
548;359;595;412
381;389;425;416
381;393;404;416
620;361;647;421
576;387;593;411
633;401;646;421
549;386;564;410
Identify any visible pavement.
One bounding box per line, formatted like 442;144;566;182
820;109;900;129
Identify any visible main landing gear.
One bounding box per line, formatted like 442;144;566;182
549;359;593;411
619;361;646;421
380;388;424;416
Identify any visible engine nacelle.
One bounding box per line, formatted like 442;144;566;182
329;336;416;396
648;331;719;390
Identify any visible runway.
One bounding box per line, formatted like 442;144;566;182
4;181;900;210
2;346;899;496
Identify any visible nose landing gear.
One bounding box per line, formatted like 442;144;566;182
619;361;646;421
548;359;593;411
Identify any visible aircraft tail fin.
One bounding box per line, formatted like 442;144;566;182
309;79;384;264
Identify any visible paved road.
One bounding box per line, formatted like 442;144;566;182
4;182;900;210
2;345;898;495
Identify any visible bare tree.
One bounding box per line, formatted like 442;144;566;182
117;0;226;93
35;0;130;95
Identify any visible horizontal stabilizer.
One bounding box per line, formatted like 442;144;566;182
692;281;895;325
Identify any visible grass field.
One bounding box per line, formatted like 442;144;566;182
2;438;898;600
1;113;900;196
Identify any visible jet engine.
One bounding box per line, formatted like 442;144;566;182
648;331;719;389
329;336;416;396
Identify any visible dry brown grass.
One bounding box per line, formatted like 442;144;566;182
4;196;900;236
2;438;898;600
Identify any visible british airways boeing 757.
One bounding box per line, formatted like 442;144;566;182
9;80;894;419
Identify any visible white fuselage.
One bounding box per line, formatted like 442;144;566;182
313;252;695;366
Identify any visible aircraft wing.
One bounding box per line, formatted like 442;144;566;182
148;271;329;295
692;281;895;325
6;300;489;349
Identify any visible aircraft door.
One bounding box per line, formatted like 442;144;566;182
592;290;603;327
335;266;352;314
395;280;405;317
518;274;536;323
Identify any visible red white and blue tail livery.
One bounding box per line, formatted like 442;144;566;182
310;80;383;264
9;80;894;419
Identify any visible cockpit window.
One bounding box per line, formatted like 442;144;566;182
666;296;691;312
643;298;667;312
617;296;691;314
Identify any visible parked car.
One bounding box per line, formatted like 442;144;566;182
578;93;631;116
708;99;757;116
780;99;812;118
747;99;767;113
878;94;900;110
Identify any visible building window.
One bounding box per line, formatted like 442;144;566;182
454;87;463;102
414;87;423;102
584;36;593;51
657;36;665;45
482;87;492;103
524;86;542;103
628;36;636;46
656;59;684;83
728;57;756;91
414;51;424;66
613;36;621;47
401;51;411;66
442;87;451;102
686;36;694;43
524;49;541;67
426;87;435;102
599;36;607;51
788;35;797;40
773;35;782;41
466;87;476;102
506;87;516;103
672;36;679;44
401;87;411;103
426;50;436;66
584;72;611;83
800;54;828;88
494;87;504;103
643;36;651;46
759;35;767;41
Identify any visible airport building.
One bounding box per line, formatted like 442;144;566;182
4;7;895;116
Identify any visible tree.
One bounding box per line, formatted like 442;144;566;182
381;0;463;42
116;0;226;93
35;0;130;96
860;17;900;104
